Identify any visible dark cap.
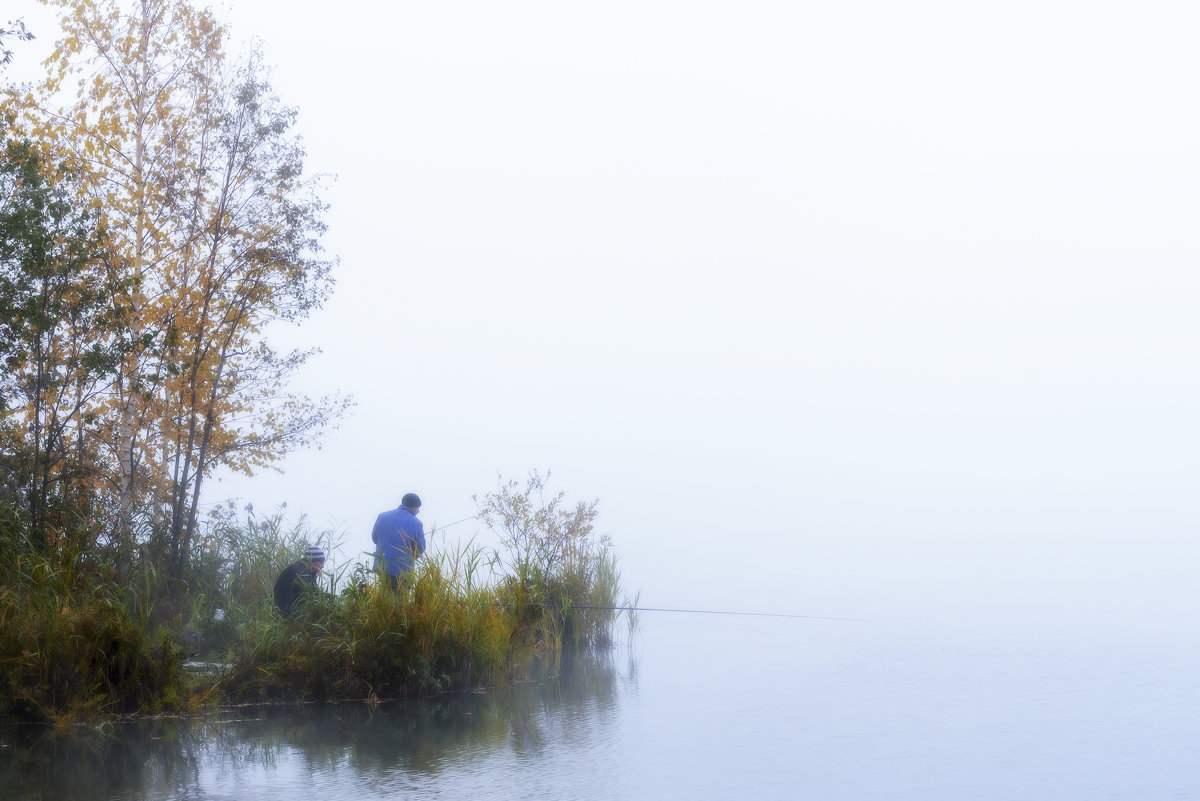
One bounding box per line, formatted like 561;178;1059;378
402;492;422;509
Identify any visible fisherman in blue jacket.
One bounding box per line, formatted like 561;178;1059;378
372;492;426;590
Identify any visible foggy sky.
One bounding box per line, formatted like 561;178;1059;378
8;0;1198;630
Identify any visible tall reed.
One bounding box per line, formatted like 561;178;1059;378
0;476;632;720
220;545;517;702
0;539;187;724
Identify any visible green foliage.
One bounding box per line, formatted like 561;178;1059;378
0;132;125;551
214;474;628;704
221;549;515;703
0;472;628;721
0;536;187;724
163;502;337;659
477;470;622;651
0;0;627;727
1;0;349;580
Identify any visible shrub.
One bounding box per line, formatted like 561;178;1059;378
0;547;186;724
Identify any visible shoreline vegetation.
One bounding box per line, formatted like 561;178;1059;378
0;5;632;730
0;472;633;727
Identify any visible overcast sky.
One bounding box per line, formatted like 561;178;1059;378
7;0;1199;629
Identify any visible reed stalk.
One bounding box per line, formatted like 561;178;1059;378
0;475;631;722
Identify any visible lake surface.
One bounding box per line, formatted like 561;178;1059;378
3;611;1197;800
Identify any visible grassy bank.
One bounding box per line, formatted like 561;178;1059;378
218;542;626;705
0;475;632;725
0;548;188;724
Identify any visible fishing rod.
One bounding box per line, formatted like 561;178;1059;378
430;515;479;532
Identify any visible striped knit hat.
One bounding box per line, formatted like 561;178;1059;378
304;545;325;563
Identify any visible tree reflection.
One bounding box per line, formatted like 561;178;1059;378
1;648;635;799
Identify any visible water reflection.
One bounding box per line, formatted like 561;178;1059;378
1;649;636;801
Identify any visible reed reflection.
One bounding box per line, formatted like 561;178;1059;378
1;648;634;800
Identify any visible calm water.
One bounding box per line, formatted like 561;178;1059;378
3;612;1197;800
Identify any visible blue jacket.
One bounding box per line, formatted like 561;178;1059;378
372;506;426;576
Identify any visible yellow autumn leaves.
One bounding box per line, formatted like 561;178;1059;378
3;0;347;566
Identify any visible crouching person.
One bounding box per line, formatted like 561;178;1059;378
274;545;327;618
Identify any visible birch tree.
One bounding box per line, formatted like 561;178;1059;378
7;0;346;574
10;0;224;537
152;51;346;574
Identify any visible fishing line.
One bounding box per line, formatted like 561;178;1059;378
543;604;870;623
427;517;867;621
